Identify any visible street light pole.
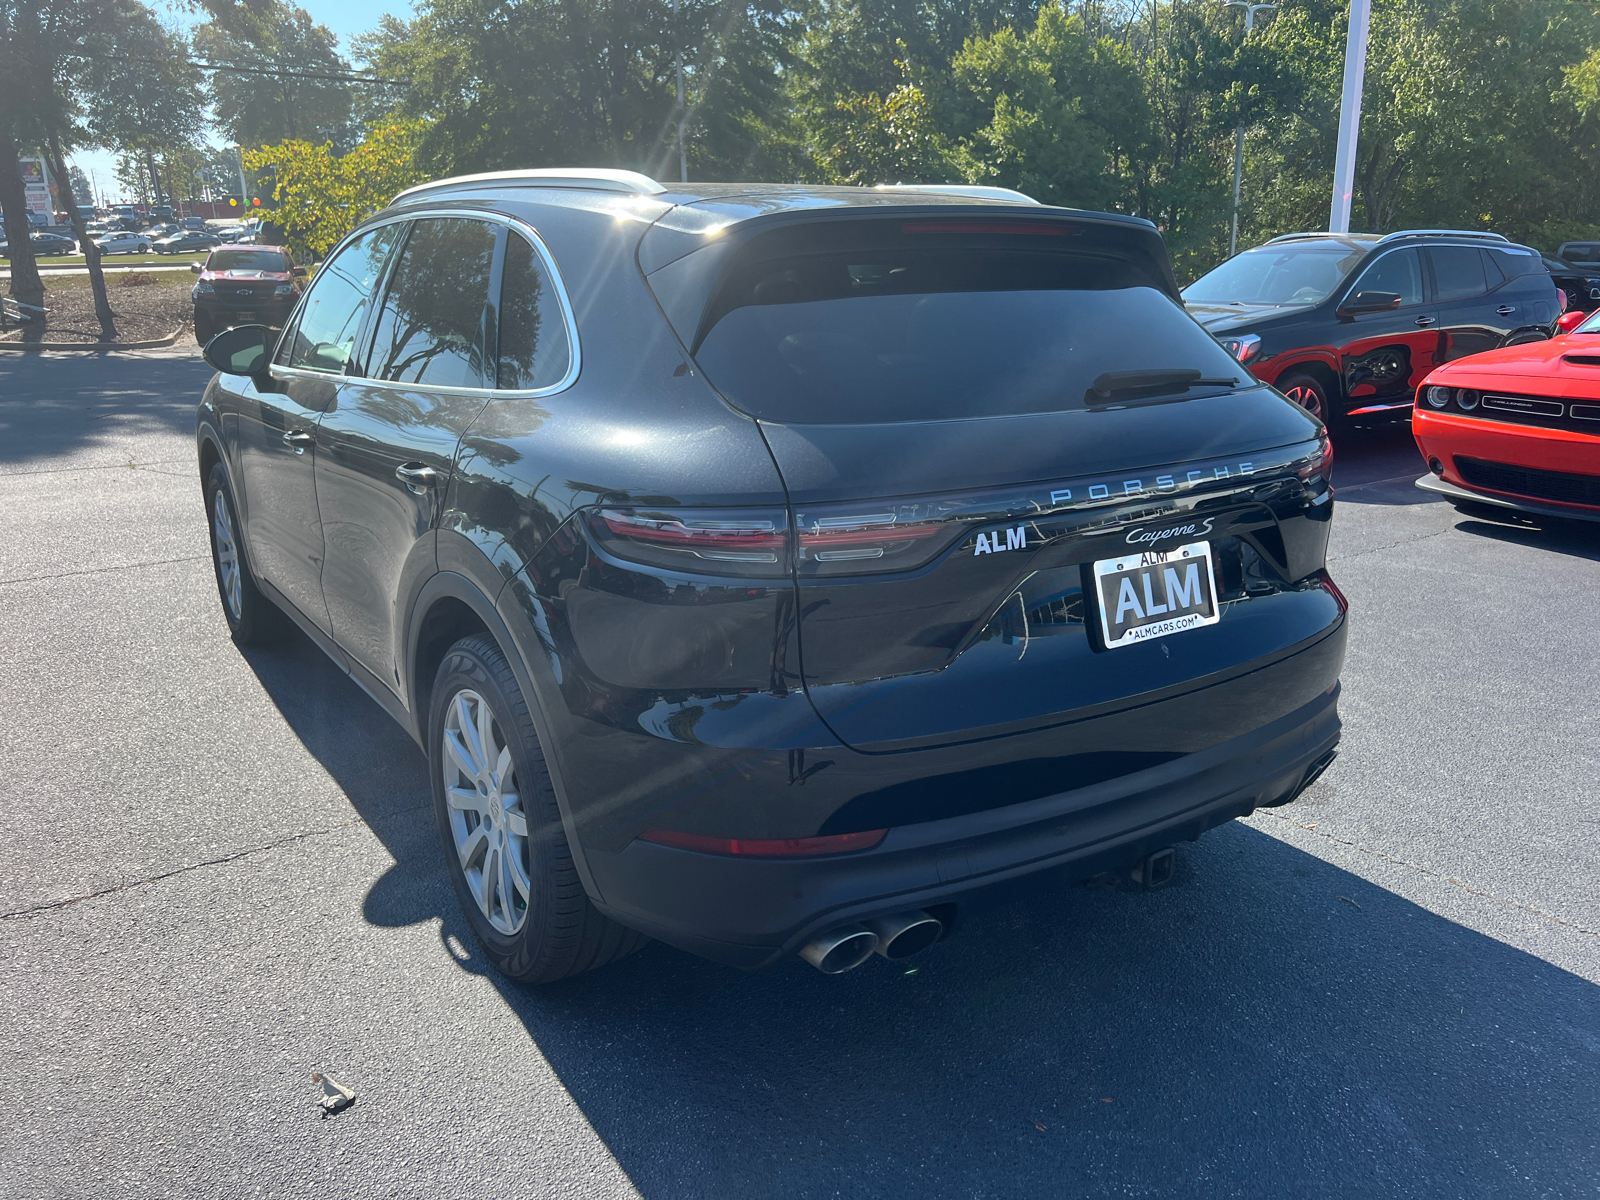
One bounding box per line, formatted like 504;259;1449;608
1328;0;1371;232
673;0;687;183
1223;0;1277;258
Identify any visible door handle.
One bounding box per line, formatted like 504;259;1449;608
1496;305;1516;316
1414;316;1436;327
395;462;440;494
281;429;315;454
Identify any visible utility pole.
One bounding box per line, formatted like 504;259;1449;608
673;0;686;182
235;146;249;208
1223;0;1278;258
1328;0;1371;232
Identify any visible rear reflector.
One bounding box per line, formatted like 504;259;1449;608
1319;572;1348;612
637;828;888;857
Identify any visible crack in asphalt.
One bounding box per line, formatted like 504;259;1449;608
0;812;432;928
1254;809;1600;938
0;456;193;478
1328;525;1451;564
0;553;208;586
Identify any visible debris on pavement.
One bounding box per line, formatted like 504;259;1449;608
312;1072;357;1116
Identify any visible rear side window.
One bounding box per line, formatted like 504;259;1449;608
1430;246;1488;301
496;232;572;390
278;224;402;373
369;217;497;389
692;236;1240;424
1492;248;1544;279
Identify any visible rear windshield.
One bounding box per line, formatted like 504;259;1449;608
209;249;287;272
1560;243;1600;265
692;246;1239;424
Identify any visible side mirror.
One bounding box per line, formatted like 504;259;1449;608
190;261;204;274
1339;290;1403;315
291;265;307;277
203;324;274;379
1555;309;1588;335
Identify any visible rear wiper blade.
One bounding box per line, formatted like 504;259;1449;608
1087;369;1238;404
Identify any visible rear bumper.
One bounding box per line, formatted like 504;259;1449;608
587;679;1342;969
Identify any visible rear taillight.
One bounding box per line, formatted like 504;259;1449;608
794;502;967;577
582;507;789;577
1297;434;1333;485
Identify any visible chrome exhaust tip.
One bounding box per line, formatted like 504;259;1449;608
799;925;878;974
866;910;944;960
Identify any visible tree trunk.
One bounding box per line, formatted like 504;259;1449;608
47;132;116;342
146;150;163;204
0;125;46;342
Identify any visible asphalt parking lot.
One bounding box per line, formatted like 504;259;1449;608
3;346;1598;1198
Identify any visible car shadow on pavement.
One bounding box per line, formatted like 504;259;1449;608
1451;514;1600;562
0;348;210;468
243;601;1600;1197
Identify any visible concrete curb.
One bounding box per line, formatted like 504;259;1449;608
0;326;187;352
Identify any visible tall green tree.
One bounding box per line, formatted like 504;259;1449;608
196;1;357;151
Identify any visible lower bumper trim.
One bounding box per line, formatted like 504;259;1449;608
1415;472;1600;524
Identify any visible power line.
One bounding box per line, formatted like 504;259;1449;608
65;49;409;86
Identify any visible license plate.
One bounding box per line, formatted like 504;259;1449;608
234;311;256;320
1092;541;1220;649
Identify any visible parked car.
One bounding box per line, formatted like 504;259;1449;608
0;231;77;257
1543;253;1600;316
95;229;152;254
1184;230;1562;425
191;246;306;343
155;229;222;255
194;172;1346;983
1414;305;1600;519
182;216;207;231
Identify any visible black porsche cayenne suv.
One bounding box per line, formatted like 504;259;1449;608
195;171;1345;981
1184;230;1562;425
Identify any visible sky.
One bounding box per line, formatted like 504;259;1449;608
68;0;414;203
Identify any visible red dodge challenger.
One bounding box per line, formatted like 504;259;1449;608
1414;307;1600;520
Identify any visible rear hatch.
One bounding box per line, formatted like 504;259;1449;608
650;211;1340;751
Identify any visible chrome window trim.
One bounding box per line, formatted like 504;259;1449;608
268;206;582;400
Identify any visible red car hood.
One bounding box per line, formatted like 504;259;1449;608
1430;335;1600;393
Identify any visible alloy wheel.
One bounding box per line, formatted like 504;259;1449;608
1281;382;1326;422
212;488;243;620
442;688;531;935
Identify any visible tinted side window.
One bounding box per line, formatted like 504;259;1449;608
1492;248;1544;279
279;225;401;372
368;217;497;389
1352;249;1423;305
497;233;573;390
1431;247;1487;302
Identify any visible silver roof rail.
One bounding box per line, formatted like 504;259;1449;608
873;183;1040;204
393;168;667;204
1263;231;1375;245
1375;229;1509;245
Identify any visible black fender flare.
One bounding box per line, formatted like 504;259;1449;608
403;569;603;902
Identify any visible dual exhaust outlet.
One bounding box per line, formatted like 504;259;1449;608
799;910;944;974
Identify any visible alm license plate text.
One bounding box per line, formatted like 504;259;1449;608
1092;541;1219;649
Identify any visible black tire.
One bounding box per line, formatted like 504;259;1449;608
1276;371;1334;427
194;312;213;346
428;634;648;984
203;462;279;645
1504;330;1548;347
